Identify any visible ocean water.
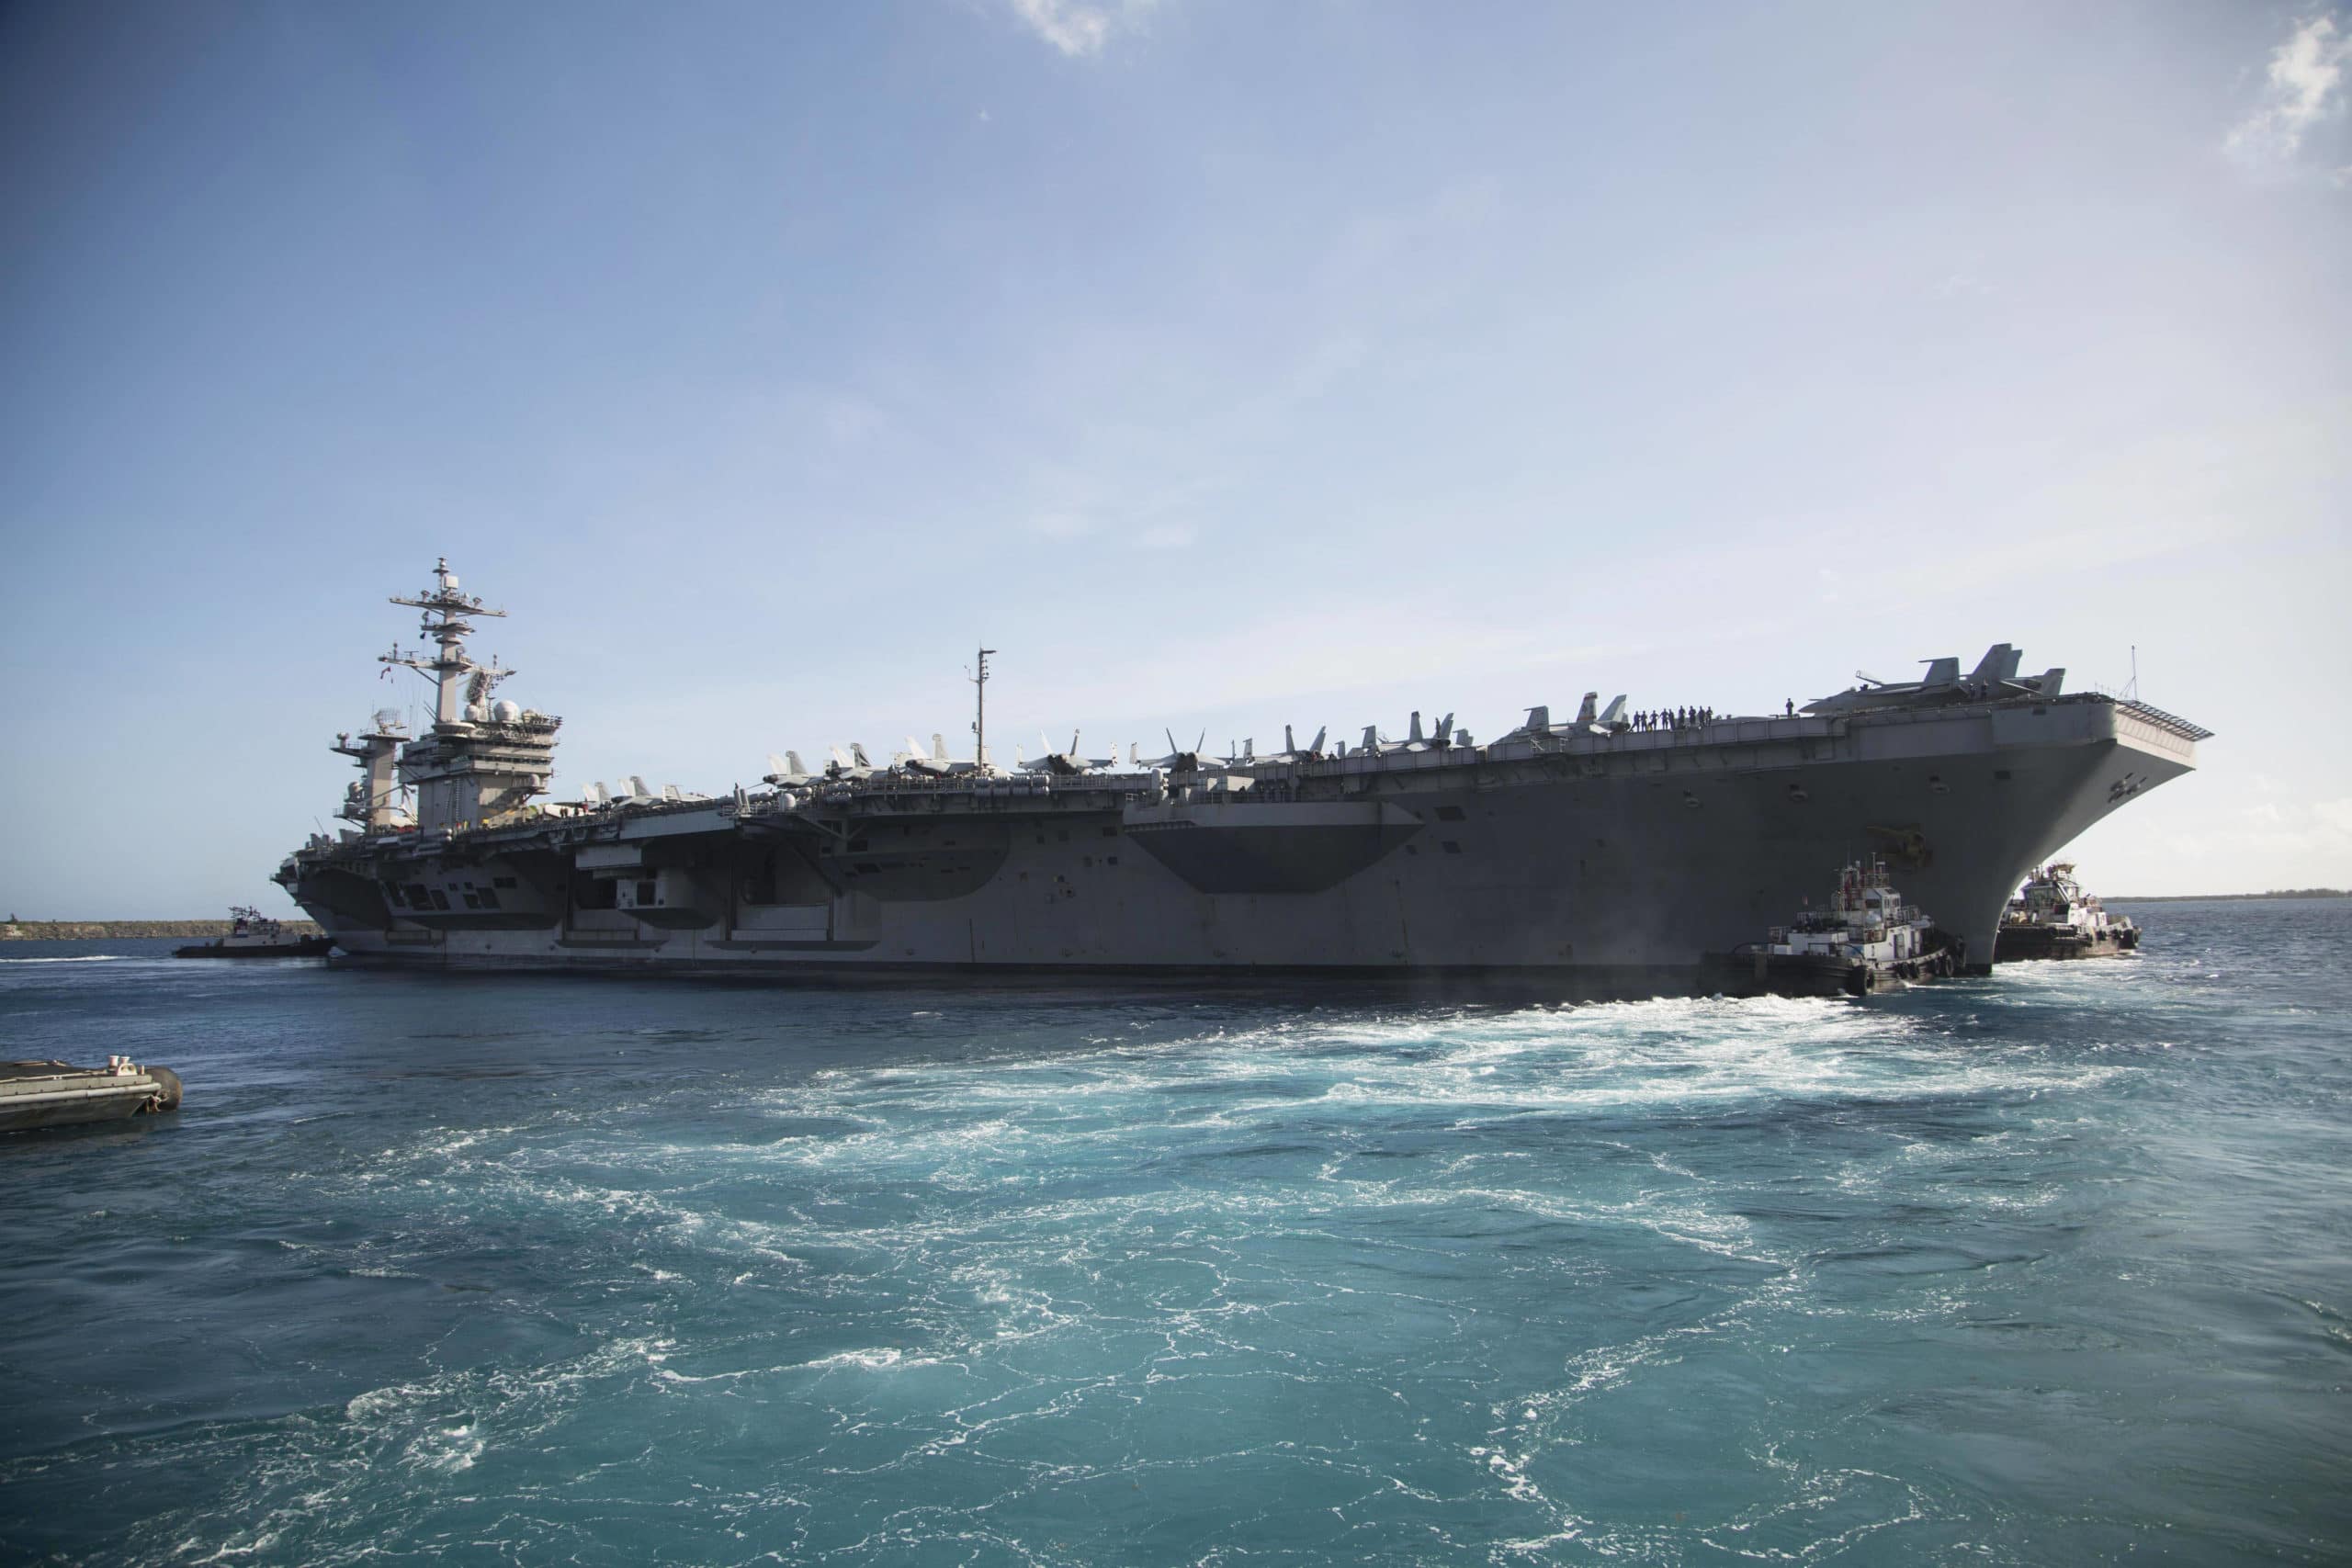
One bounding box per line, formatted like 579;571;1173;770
2;902;2346;1566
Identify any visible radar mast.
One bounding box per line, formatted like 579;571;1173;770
970;647;997;769
385;557;513;728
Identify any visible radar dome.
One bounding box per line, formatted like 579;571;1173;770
492;699;522;722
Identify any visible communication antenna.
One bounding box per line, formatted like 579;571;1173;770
2128;645;2138;701
968;647;997;767
384;558;511;728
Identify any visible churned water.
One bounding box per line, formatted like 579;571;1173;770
2;901;2346;1565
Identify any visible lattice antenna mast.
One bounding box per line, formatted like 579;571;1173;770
969;647;997;767
383;557;512;728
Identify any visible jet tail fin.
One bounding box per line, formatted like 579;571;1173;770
1968;644;2019;686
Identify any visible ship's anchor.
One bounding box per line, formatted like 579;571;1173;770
1865;824;1933;870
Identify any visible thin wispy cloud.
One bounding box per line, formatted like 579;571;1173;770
2226;13;2352;173
1025;510;1094;537
1133;522;1194;550
1007;0;1157;59
814;392;886;446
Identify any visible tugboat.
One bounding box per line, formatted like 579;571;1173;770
1712;858;1964;997
1993;863;2141;961
2;1056;183;1132
173;906;334;959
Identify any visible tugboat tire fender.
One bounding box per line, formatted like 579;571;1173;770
141;1066;182;1114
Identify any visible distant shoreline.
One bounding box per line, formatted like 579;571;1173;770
2105;891;2348;904
1;919;325;941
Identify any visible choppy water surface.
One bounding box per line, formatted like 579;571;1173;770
3;900;2347;1565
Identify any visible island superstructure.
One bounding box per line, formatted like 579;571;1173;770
276;560;2211;986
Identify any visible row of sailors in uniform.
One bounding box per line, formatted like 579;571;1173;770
1628;705;1719;731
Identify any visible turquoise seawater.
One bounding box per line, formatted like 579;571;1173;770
2;900;2347;1565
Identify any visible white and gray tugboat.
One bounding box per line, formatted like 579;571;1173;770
173;906;333;959
1713;858;1962;997
274;560;2211;993
1993;863;2142;961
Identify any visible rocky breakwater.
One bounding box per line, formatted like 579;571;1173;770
1;919;324;942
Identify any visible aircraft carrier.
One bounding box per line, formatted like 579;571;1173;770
275;560;2211;988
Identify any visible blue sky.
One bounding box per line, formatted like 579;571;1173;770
2;1;2346;915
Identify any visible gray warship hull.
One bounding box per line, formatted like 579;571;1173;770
281;695;2200;988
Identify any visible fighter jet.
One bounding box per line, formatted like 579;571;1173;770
1016;731;1119;777
896;733;966;778
1142;729;1214;773
1804;643;2066;716
825;743;879;781
1255;724;1329;764
763;750;817;786
1570;693;1631;735
1357;711;1454;756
